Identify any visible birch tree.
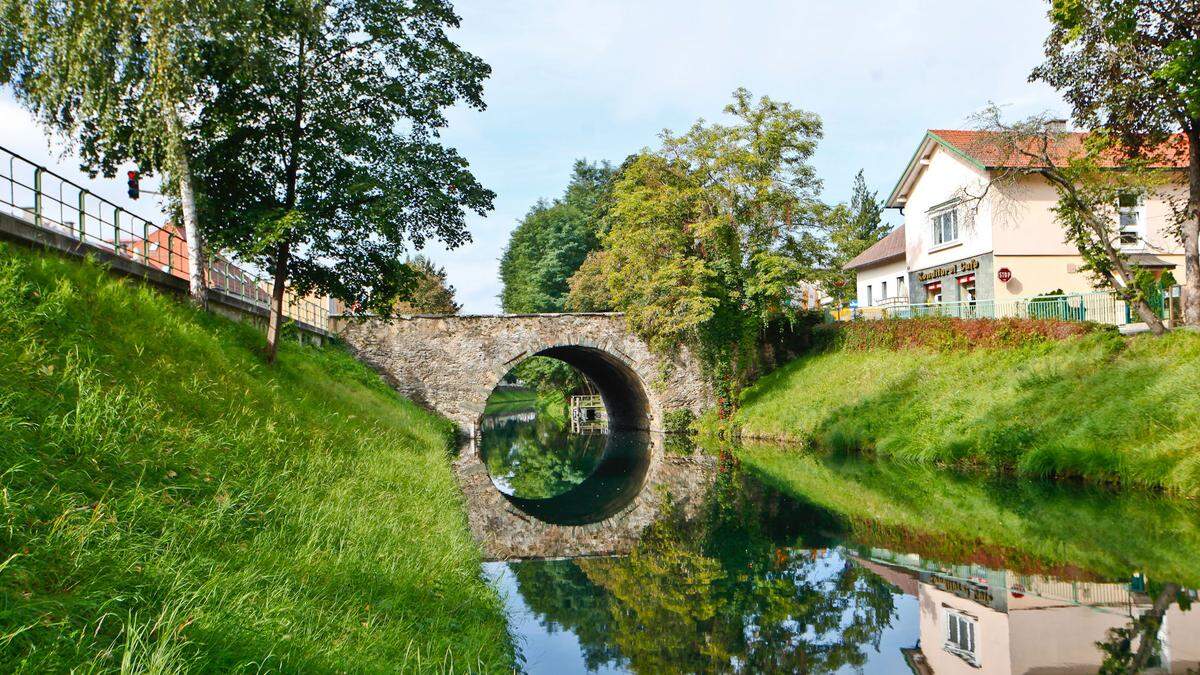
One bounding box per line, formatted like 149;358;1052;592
0;0;244;306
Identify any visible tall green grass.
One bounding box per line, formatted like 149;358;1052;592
731;326;1200;495
0;243;512;672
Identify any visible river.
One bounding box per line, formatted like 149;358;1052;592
474;404;1200;674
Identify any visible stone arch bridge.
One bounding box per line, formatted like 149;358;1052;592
331;313;711;434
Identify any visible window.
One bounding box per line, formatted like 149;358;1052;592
897;276;906;298
931;207;959;246
1117;192;1141;248
944;609;978;666
881;281;888;300
866;284;873;306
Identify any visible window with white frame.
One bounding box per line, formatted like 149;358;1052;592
1117;192;1142;248
944;608;979;666
931;207;960;246
897;276;906;299
866;284;873;306
881;280;888;300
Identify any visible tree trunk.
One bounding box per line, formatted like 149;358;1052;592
1130;583;1181;671
265;31;307;365
1040;167;1167;335
1181;126;1200;326
264;240;290;364
169;113;206;307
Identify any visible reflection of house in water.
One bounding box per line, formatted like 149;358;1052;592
856;550;1200;674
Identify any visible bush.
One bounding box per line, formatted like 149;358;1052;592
818;316;1102;352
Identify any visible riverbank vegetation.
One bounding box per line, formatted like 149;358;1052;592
728;318;1200;496
0;244;511;672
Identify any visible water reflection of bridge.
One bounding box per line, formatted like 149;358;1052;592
456;433;716;560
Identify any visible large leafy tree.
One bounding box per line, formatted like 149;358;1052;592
192;0;492;362
499;160;616;313
0;0;245;305
598;89;822;408
1031;0;1200;324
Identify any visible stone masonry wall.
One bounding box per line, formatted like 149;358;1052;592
331;313;711;433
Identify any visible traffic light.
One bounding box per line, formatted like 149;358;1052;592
127;170;140;200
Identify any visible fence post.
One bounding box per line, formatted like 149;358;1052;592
167;231;173;273
142;220;150;264
76;189;86;241
33;167;42;226
113;209;120;253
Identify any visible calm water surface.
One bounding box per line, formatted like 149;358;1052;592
476;404;1200;674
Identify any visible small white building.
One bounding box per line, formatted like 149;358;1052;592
846;129;1190;313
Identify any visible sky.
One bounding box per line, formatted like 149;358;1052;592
0;0;1067;313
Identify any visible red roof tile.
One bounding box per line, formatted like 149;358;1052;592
929;129;1190;170
844;225;905;271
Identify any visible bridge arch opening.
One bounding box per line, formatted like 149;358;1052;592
476;347;655;526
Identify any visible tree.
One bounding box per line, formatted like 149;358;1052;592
790;171;889;306
973;107;1169;334
191;0;493;362
0;0;241;305
1032;0;1200;324
393;256;460;314
499;160;616;313
598;89;822;410
564;249;614;311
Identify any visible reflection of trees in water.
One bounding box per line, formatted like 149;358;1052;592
480;414;607;499
506;459;898;672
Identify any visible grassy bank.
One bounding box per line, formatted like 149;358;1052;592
733;441;1200;587
0;243;511;672
731;319;1200;495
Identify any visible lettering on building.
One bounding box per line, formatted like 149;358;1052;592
917;257;981;283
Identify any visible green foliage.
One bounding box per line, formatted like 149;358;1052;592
499;160;616;313
0;244;511;671
564;249;613;312
479;411;605;499
599;89;823;401
191;0;493;315
662;409;696;435
727;327;1200;495
789;171;890;305
394;255;461;314
507;356;588;399
0;0;239;177
1033;0;1200;324
733;441;1200;586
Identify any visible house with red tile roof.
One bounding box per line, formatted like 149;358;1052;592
846;128;1189;312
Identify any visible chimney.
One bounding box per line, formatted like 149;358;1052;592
1046;118;1068;133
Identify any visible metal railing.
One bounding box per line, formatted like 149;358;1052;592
1;145;329;332
830;289;1175;327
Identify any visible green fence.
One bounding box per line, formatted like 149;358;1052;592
1;144;329;331
832;290;1170;327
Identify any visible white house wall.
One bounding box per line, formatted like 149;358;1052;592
855;258;908;307
903;145;994;273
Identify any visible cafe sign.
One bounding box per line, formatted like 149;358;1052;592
917;257;981;283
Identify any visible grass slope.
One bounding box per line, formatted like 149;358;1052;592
732;328;1200;495
734;442;1200;587
0;243;511;672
